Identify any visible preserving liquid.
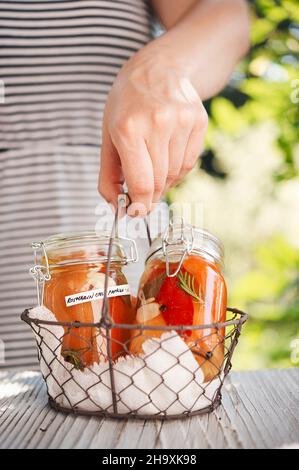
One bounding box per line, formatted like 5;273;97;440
130;254;227;381
43;260;135;369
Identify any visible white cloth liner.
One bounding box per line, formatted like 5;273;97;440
29;306;222;415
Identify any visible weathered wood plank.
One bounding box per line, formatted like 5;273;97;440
156;418;205;449
70;416;105;449
0;369;298;449
48;414;91;450
221;372;274;449
114;420;147;449
34;412;69;449
5;381;48;449
221;370;299;449
0;372;43;448
134;420;163;449
26;408;61;449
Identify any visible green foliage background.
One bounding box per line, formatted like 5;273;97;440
169;0;299;370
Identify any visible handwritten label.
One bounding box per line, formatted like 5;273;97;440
65;284;130;307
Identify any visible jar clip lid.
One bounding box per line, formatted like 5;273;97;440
162;217;194;277
29;241;51;282
29;241;51;305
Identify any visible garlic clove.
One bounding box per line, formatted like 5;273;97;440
144;297;155;305
91;299;104;324
136;302;161;323
86;269;116;289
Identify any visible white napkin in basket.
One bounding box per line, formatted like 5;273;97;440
29;306;221;415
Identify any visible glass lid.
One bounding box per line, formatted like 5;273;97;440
31;230;138;266
146;221;224;267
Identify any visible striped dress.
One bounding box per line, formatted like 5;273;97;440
0;0;152;369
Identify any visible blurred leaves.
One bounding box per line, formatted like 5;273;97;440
171;1;299;370
211;97;247;134
251;17;276;44
232;236;299;307
231;236;299;369
205;0;299;181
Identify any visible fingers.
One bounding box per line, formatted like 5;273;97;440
181;106;208;179
99;79;208;215
98;124;124;210
111;120;154;216
166;105;197;189
167;126;191;189
146;138;169;203
166;104;208;190
180;123;206;179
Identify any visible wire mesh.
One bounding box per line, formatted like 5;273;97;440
21;307;247;420
24;206;248;419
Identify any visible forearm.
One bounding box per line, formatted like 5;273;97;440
151;0;250;100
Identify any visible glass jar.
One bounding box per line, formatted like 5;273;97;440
129;221;227;382
30;231;138;369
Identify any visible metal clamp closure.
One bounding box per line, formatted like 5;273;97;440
29;242;51;305
29;242;51;282
162;218;194;277
116;236;139;264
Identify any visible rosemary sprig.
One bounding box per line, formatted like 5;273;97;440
177;271;205;303
62;348;85;371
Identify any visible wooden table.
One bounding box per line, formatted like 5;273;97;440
0;368;298;449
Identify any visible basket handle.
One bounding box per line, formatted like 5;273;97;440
100;193;152;324
99;193;152;414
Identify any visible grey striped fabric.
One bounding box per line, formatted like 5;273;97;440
0;0;152;369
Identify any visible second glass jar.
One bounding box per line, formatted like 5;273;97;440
129;223;227;382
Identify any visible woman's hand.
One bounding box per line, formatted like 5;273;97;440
98;45;208;216
98;0;250;216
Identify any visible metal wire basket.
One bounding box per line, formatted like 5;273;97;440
21;307;247;420
22;208;248;420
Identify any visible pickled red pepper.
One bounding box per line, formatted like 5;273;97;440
130;253;227;381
